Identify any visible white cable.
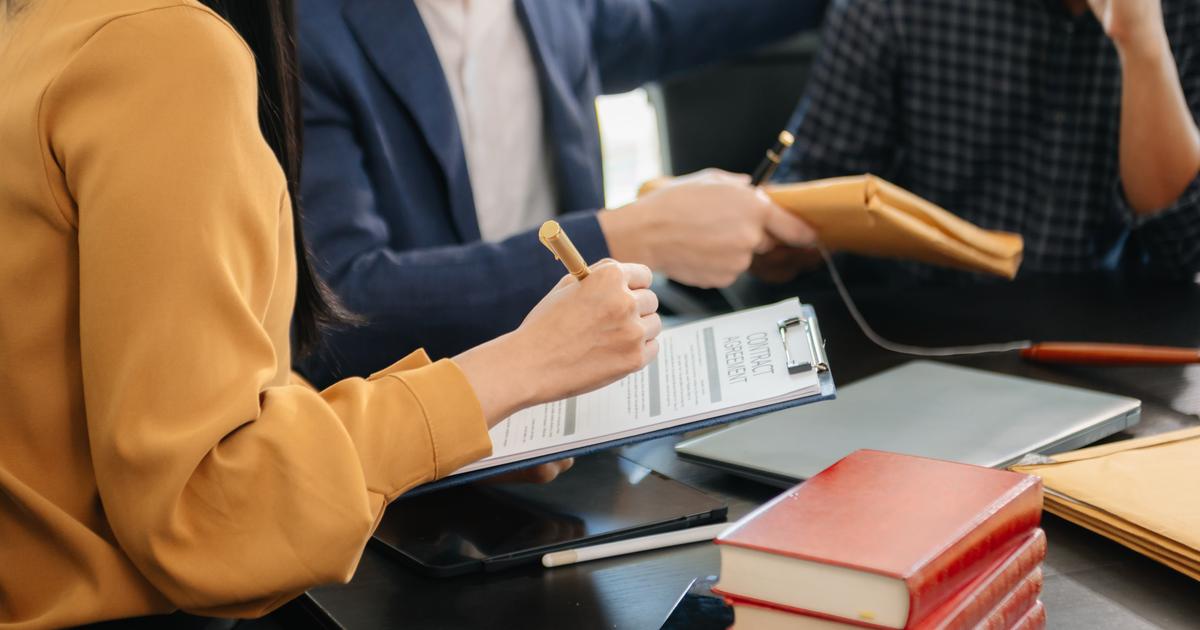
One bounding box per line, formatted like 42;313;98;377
817;245;1033;357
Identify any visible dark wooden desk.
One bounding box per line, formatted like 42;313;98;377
304;281;1200;629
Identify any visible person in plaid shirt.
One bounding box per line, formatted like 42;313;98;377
770;0;1200;282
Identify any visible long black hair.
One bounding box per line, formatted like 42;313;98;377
197;0;352;356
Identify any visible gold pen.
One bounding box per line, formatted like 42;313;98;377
750;130;795;186
539;220;590;281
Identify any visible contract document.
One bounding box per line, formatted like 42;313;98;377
451;298;831;477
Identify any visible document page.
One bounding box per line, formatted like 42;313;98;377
454;299;823;475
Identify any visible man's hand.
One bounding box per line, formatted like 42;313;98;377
598;169;817;288
1086;0;1166;55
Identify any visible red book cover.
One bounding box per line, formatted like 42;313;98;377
973;569;1043;630
915;529;1046;630
714;450;1043;629
723;538;1044;630
1008;601;1045;630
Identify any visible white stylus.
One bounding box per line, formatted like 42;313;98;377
541;523;731;568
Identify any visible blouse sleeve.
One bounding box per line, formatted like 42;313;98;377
41;5;491;617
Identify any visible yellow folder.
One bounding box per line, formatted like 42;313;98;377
639;174;1024;278
1011;427;1200;581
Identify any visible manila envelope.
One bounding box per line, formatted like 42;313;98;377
1013;427;1200;581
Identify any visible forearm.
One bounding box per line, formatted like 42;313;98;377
454;331;541;428
1115;29;1200;214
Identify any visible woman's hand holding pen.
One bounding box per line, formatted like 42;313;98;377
454;260;661;430
516;260;662;399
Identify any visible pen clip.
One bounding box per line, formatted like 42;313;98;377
538;225;562;261
778;315;829;375
542;222;564;261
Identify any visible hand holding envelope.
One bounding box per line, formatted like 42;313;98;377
641;174;1024;279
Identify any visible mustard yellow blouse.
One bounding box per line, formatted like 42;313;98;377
0;1;491;627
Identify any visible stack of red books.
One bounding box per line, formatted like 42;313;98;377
712;450;1047;630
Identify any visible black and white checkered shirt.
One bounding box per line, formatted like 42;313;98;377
777;0;1200;280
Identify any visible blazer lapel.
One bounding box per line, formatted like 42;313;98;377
343;0;481;241
515;0;606;213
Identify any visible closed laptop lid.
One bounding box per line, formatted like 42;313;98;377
675;361;1140;484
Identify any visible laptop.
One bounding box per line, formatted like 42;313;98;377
675;361;1140;487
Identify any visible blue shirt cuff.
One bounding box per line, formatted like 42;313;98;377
554;210;611;264
1111;175;1200;277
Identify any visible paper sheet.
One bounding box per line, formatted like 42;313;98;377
454;299;822;475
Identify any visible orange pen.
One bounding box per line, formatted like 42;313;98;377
1020;342;1200;365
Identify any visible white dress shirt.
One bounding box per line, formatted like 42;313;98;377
413;0;558;242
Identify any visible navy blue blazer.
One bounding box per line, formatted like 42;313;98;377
296;0;826;385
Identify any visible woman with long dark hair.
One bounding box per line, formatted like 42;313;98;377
0;0;660;626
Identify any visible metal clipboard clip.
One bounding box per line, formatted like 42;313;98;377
777;315;829;375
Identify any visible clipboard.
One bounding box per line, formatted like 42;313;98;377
403;303;835;498
779;311;830;375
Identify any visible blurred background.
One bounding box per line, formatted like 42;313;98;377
597;32;821;207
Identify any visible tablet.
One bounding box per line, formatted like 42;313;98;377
372;453;727;576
